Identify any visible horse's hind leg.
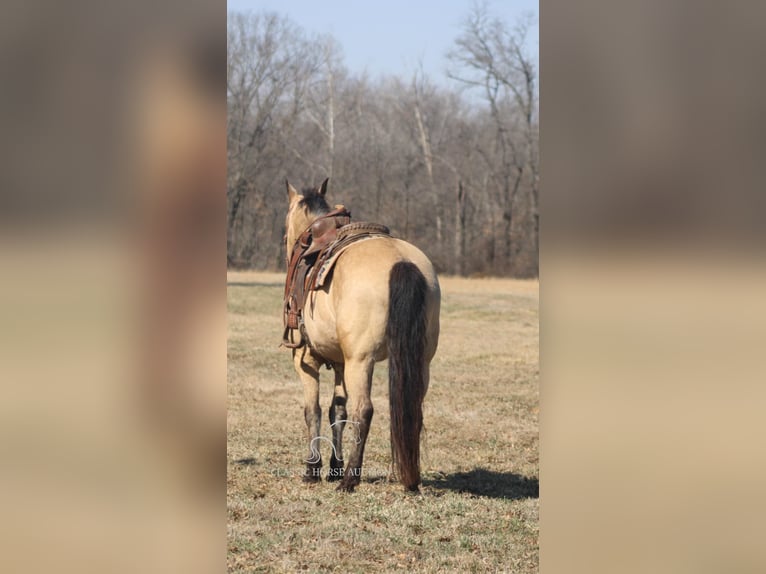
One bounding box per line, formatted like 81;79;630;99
327;365;347;482
294;348;323;482
337;358;374;492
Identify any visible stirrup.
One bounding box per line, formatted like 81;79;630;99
281;326;304;349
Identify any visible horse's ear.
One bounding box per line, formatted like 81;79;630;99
286;179;299;202
318;178;329;198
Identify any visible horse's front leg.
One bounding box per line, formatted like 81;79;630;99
328;364;347;482
294;348;323;482
337;358;374;492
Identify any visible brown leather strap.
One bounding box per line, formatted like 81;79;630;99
283;207;352;345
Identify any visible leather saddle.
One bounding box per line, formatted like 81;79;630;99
282;206;390;349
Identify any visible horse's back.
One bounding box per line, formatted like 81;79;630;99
336;237;437;285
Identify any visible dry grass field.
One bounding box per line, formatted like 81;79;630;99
227;271;539;573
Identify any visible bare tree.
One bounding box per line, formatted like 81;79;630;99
301;36;346;179
227;12;320;266
448;2;538;275
411;67;442;243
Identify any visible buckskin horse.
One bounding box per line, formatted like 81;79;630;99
282;179;440;492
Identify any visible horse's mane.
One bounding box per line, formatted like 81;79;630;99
299;187;331;216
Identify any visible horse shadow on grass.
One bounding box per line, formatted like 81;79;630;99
422;467;538;500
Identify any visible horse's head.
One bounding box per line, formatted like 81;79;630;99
284;178;331;251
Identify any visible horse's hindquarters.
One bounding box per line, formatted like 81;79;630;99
319;238;438;363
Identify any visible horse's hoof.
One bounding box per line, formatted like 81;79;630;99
326;468;344;482
336;482;355;493
303;473;322;484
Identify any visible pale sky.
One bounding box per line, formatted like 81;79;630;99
227;0;539;82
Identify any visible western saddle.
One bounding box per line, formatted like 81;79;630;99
282;205;390;349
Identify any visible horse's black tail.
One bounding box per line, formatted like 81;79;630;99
386;261;428;491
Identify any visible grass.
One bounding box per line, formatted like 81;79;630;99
227;271;539;573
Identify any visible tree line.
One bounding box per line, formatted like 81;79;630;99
227;5;538;277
